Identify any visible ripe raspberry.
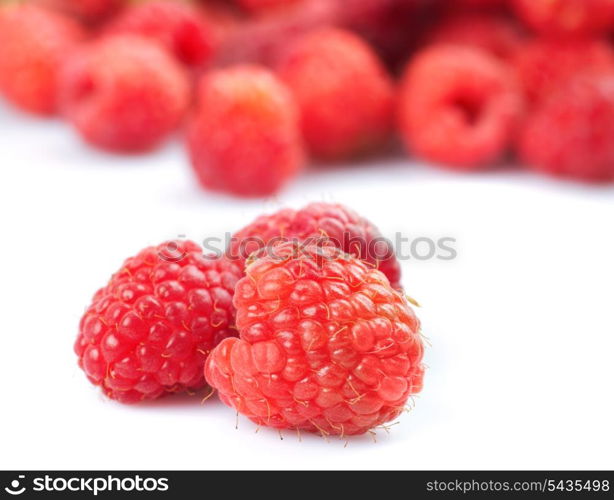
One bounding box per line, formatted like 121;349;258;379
399;45;523;169
276;28;395;161
58;35;190;153
75;240;243;403
187;65;304;197
106;0;219;67
425;12;525;60
0;4;85;115
518;74;614;182
511;0;614;38
205;242;424;436
237;0;303;14
228;202;402;289
37;0;121;23
216;0;336;66
514;38;614;104
337;0;425;69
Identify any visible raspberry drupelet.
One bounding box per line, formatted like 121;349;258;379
206;242;425;437
227;202;402;290
75;240;243;403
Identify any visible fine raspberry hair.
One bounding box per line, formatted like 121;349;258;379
0;4;85;115
206;242;425;436
398;45;524;169
187;65;304;197
276;27;395;161
75;240;242;403
227;202;403;290
58;35;190;153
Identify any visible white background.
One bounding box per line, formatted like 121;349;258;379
1;101;613;471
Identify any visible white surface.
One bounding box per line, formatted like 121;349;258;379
1;101;613;471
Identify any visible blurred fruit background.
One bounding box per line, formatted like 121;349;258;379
2;0;614;193
1;0;614;470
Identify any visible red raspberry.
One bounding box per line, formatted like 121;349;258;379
75;240;243;403
399;45;523;169
187;65;304;197
512;0;614;38
205;242;424;436
0;4;85;115
105;0;219;67
276;28;395;161
514;38;614;104
518;74;614;182
425;12;525;60
228;202;402;289
37;0;121;23
58;35;190;153
237;0;304;14
216;0;336;66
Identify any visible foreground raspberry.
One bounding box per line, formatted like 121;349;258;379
206;243;424;436
75;240;242;403
276;28;395;161
399;45;523;169
187;65;304;197
228;202;402;290
518;75;614;182
514;39;614;104
106;0;219;67
59;35;190;153
0;4;85;115
511;0;614;38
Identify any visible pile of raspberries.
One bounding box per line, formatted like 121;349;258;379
1;0;614;193
74;202;425;437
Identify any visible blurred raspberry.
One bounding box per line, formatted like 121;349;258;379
228;202;403;289
425;12;525;60
106;0;220;67
514;38;614;104
215;0;337;66
337;0;426;69
399;45;524;169
519;74;614;182
237;0;304;14
277;28;395;161
59;35;190;153
75;240;243;403
187;65;304;197
511;0;614;38
37;0;122;23
0;4;85;115
206;242;424;436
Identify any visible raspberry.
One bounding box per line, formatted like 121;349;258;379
216;0;336;66
0;4;85;115
398;45;523;169
228;202;402;289
276;28;395;161
58;35;190;153
237;0;303;14
338;0;425;68
37;0;121;23
75;240;243;403
425;12;525;60
205;242;424;436
511;0;614;38
187;65;304;197
106;0;219;67
518;74;614;182
514;38;614;104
